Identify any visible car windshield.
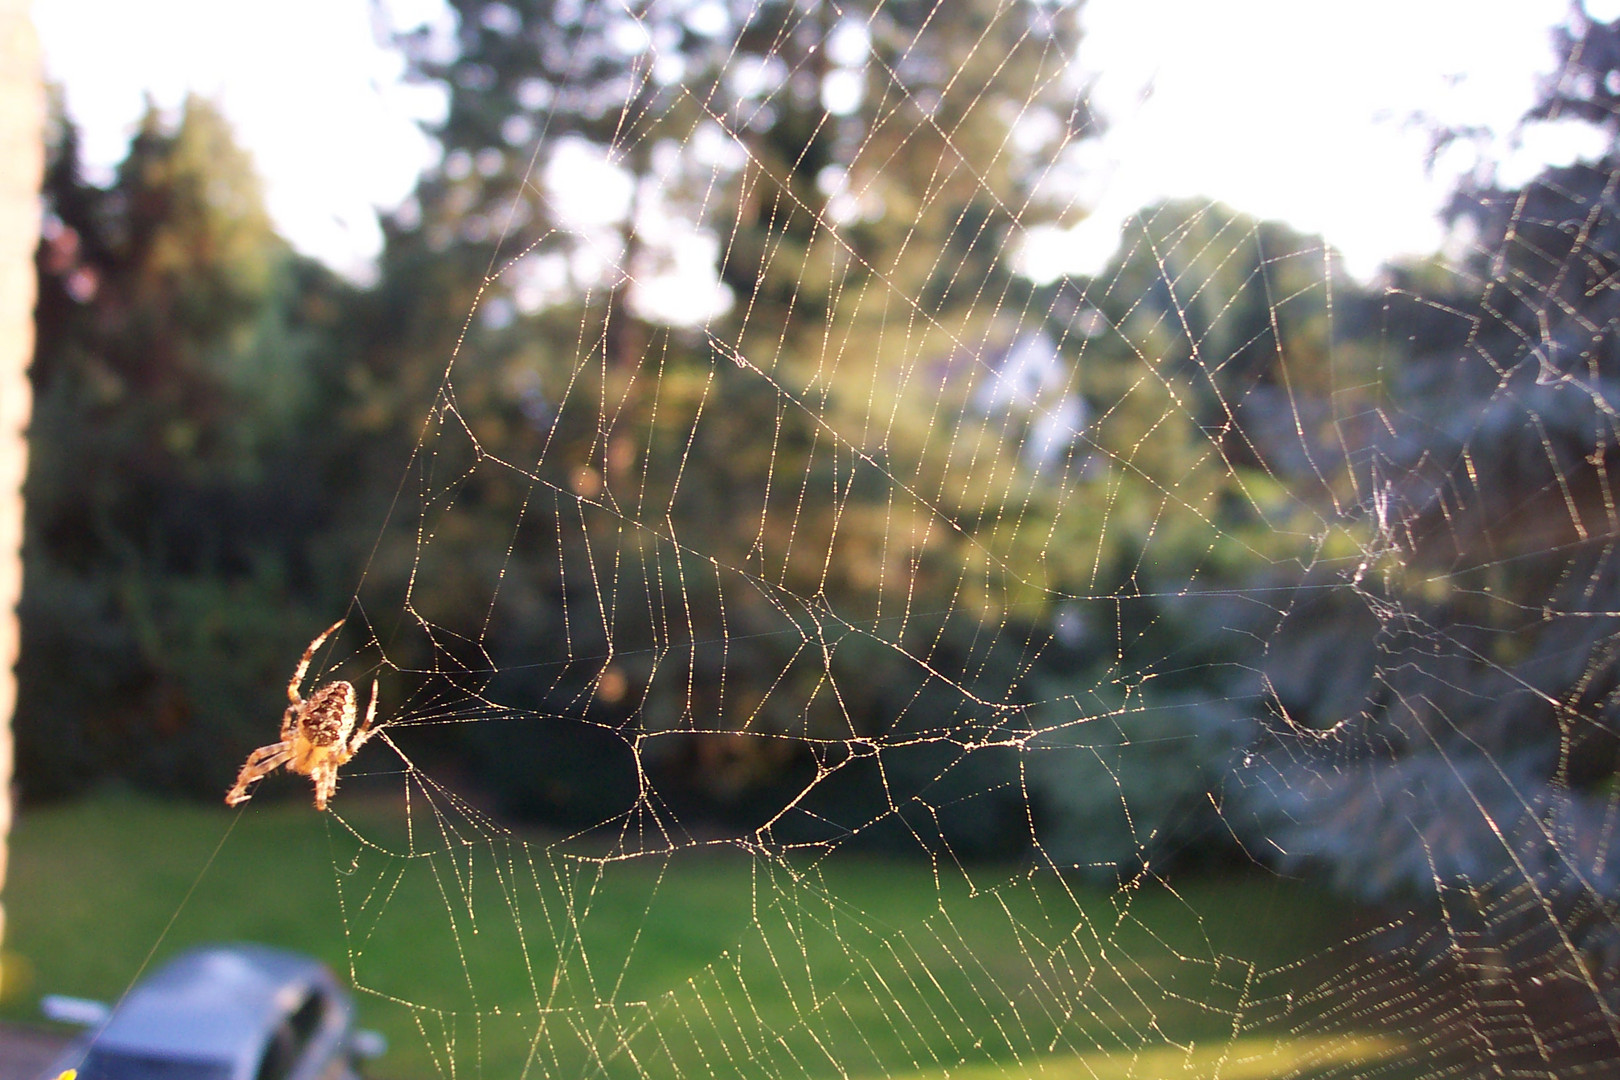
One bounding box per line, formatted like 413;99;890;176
80;1048;236;1080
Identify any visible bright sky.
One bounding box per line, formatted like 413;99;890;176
33;0;1611;282
1042;0;1604;279
33;0;449;281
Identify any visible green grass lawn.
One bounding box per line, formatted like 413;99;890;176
1;790;1408;1079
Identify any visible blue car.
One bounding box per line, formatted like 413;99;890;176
41;944;384;1080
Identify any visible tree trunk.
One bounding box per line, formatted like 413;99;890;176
0;0;44;985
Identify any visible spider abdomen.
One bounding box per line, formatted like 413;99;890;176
299;681;356;747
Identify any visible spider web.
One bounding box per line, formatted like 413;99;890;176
237;1;1620;1076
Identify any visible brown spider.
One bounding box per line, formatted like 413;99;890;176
225;620;378;811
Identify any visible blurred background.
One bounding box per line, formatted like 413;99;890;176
11;0;1620;1077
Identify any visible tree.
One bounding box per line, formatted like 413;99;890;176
378;0;1099;837
1209;3;1620;972
21;96;361;799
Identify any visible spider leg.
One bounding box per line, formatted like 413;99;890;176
344;679;380;759
225;742;294;806
279;702;301;745
289;619;347;704
311;759;338;811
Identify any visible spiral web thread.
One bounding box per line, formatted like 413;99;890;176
308;3;1620;1076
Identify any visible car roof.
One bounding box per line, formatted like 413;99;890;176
94;944;340;1071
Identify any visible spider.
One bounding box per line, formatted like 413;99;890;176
225;620;378;811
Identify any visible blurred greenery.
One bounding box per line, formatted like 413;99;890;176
19;0;1620;987
23;93;367;800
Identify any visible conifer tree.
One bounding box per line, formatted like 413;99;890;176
22;97;354;798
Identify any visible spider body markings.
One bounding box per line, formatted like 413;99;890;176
225;620;378;811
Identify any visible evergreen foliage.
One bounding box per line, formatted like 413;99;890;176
21;96;362;798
